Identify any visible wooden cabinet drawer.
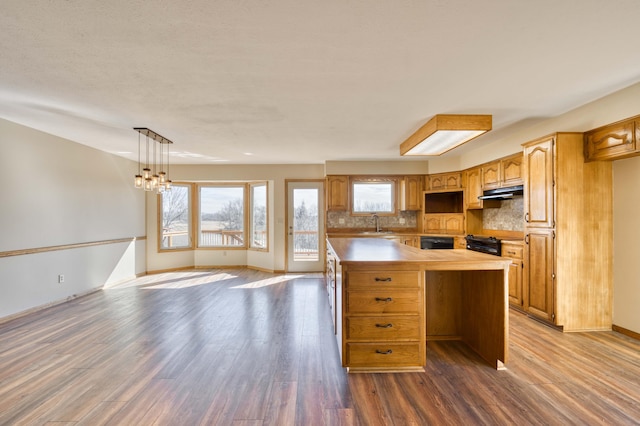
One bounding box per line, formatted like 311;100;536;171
347;271;419;289
501;243;523;260
346;316;421;340
346;343;422;368
346;290;420;314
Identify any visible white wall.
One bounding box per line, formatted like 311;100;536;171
612;156;640;333
145;164;325;273
0;119;146;319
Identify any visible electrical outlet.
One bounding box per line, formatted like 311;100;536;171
338;218;345;224
223;251;227;256
58;274;65;283
399;218;406;224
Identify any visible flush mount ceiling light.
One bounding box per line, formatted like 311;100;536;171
133;127;173;193
399;114;492;156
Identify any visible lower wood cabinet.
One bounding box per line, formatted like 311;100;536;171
341;269;425;372
524;229;555;323
501;241;524;310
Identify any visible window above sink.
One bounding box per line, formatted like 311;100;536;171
351;177;398;216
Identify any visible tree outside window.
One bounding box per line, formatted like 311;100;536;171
160;184;191;249
199;186;245;247
250;183;267;249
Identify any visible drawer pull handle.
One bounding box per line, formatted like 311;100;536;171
374;277;392;282
375;349;393;355
375;297;393;302
375;323;393;328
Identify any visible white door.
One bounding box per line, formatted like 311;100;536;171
286;181;325;272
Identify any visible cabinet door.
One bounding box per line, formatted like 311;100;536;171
524;229;555;323
442;214;464;234
482;162;501;189
507;260;523;308
400;176;422;211
429;172;461;190
424;215;443;233
464;167;483;209
501;154;523;186
584;119;636;161
444;173;461;189
326;176;349;210
523;137;555;228
454;236;467;249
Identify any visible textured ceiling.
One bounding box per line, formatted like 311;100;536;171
1;0;640;164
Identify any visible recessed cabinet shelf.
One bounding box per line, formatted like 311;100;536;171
424;191;463;214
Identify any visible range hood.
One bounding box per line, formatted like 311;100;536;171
478;185;524;200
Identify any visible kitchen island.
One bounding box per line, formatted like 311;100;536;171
327;237;511;373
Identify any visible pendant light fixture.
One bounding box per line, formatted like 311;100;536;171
133;128;173;192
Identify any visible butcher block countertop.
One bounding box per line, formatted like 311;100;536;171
327;237;510;271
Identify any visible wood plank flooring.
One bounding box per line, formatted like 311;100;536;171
1;269;639;425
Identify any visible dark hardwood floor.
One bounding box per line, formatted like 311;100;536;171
1;269;639;425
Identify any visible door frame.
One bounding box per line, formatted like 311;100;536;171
284;179;326;273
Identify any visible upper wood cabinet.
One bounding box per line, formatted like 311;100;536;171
481;162;501;189
326;175;349;210
400;175;422;211
481;153;523;190
523;138;555;229
427;172;461;191
463;167;483;210
500;153;523;186
584;115;640;162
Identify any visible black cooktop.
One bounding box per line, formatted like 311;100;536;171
465;234;502;256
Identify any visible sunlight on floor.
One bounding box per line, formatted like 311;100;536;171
230;274;304;289
107;270;319;290
142;272;238;289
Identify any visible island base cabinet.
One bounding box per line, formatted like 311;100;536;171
342;268;425;372
346;343;422;370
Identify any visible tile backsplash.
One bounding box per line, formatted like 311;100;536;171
326;198;523;232
483;197;524;231
327;210;418;230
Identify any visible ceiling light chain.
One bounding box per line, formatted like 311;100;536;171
133;128;174;193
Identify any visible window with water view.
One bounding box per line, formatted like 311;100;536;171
199;185;245;247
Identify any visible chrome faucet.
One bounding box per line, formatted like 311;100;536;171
372;213;380;233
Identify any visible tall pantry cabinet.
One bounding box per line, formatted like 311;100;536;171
522;133;613;331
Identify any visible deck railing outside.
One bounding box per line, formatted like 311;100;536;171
162;229;318;257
